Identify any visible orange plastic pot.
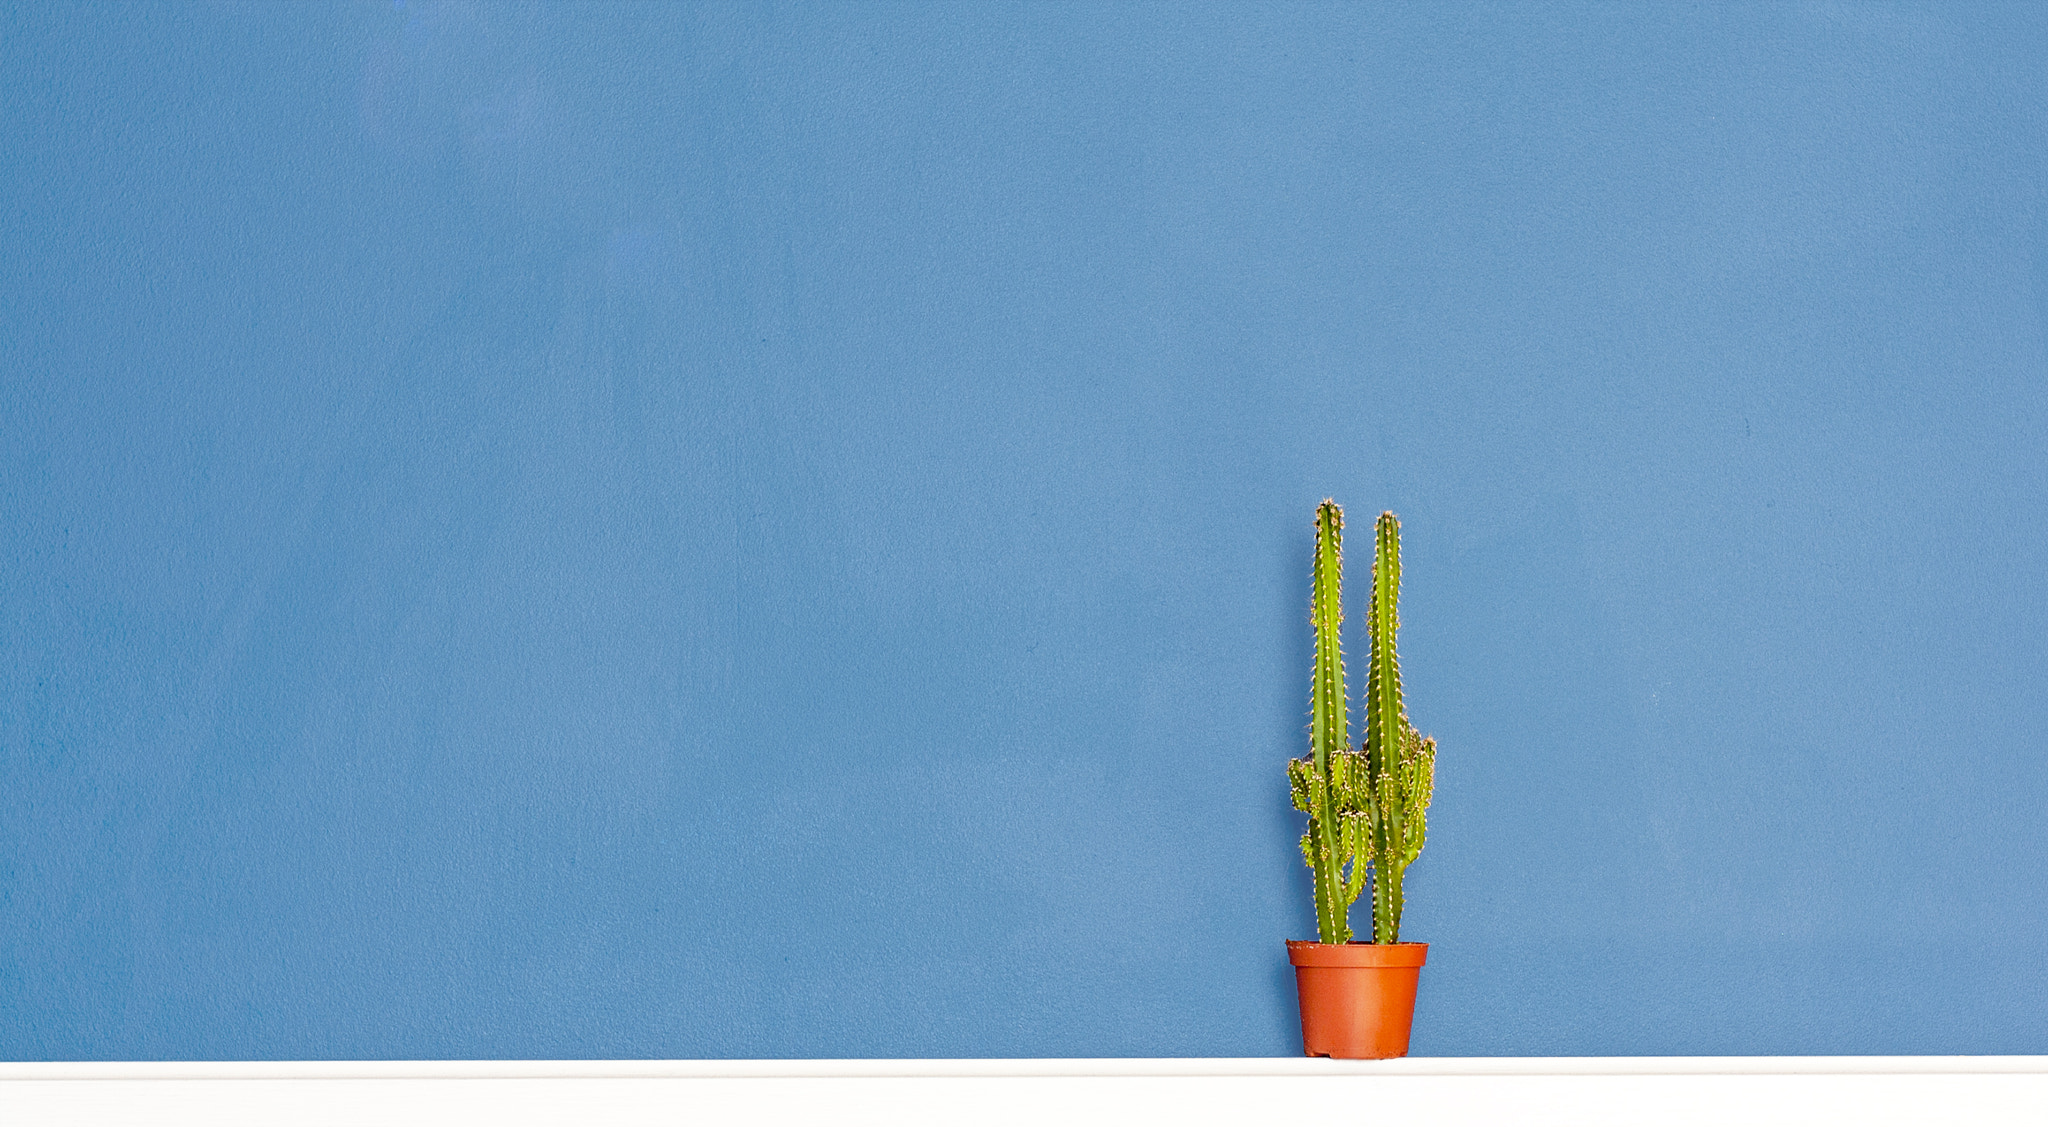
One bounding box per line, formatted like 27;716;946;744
1287;940;1428;1059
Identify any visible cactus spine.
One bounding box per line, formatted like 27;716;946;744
1289;503;1436;944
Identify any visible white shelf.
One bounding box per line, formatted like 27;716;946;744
5;1057;2044;1126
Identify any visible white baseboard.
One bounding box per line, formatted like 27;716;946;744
4;1057;2044;1126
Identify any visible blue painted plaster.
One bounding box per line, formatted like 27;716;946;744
3;2;2045;1058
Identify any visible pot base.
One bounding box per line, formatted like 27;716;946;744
1286;941;1427;1059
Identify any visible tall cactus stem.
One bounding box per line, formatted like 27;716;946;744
1363;511;1405;942
1307;500;1351;944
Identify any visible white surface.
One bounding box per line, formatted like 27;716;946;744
3;1058;2043;1126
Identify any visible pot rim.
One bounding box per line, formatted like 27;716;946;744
1286;939;1428;968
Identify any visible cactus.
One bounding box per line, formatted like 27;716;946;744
1290;503;1436;944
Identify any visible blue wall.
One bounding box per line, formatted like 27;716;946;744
4;2;2046;1059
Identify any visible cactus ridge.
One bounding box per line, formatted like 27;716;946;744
1292;503;1436;944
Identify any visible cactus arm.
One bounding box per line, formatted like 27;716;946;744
1374;769;1404;941
1395;730;1437;940
1401;732;1436;868
1291;756;1340;942
1341;811;1370;905
1292;756;1346;942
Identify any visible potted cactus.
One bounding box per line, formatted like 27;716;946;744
1286;501;1437;1058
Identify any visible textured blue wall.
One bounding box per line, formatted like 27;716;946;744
4;2;2046;1059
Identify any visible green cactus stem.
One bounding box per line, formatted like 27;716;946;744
1291;500;1367;944
1308;499;1347;945
1360;510;1434;943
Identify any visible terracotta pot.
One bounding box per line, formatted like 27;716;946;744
1287;940;1428;1058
